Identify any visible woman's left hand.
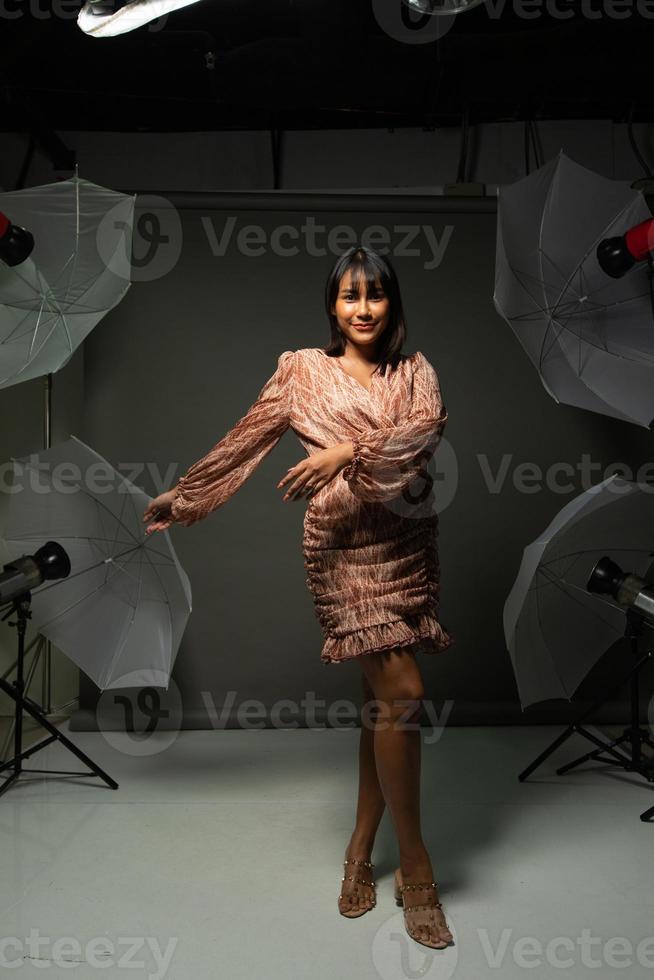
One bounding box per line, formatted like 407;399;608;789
277;442;353;501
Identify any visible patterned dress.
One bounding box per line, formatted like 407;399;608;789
169;347;454;665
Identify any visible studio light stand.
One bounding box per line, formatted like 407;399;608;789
0;545;118;798
519;558;654;823
1;372;70;762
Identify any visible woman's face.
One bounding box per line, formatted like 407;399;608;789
332;267;390;354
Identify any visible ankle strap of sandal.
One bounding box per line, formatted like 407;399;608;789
398;880;438;893
344;857;374;869
402;901;444;913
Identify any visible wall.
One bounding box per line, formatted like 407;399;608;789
0;120;653;193
0;130;651;726
42;194;649;728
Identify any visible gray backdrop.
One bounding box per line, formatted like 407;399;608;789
1;192;647;728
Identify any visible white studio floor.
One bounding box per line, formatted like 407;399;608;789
0;723;652;980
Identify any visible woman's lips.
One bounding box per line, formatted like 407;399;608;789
352;323;376;331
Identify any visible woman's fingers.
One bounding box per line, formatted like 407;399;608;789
293;473;324;500
143;496;169;523
278;460;331;501
277;464;305;490
145;518;171;536
143;499;163;521
278;463;309;499
283;479;305;501
284;476;324;501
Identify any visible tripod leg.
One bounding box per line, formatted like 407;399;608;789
556;725;634;775
0;635;46;761
520;639;652;789
0;631;42;683
519;726;575;780
0;675;118;792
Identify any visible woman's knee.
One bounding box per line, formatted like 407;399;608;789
360;648;426;714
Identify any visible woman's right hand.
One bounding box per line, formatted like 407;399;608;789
142;488;178;536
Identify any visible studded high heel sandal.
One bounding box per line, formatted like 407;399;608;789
338;857;376;918
394;867;453;949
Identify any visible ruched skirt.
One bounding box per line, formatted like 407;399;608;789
302;478;453;665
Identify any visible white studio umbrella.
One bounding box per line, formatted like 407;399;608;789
0;175;135;389
503;473;654;710
494;150;654;428
2;435;192;691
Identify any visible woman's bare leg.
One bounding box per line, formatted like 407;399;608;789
339;672;386;914
359;647;453;946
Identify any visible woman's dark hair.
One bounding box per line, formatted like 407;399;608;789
323;245;408;376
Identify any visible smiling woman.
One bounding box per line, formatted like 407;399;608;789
142;246;452;667
141;245;454;950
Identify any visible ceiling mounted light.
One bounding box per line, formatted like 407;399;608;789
402;0;488;13
77;0;206;36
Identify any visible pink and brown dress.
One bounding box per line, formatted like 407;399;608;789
168;347;454;665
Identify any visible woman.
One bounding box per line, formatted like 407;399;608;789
142;245;454;950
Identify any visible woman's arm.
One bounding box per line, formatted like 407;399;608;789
169;350;295;527
341;351;447;503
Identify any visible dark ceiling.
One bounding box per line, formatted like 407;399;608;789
1;0;654;169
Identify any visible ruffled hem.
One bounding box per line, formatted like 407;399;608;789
320;610;454;665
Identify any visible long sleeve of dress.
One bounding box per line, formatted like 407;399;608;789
341;351;447;503
169;350;295;527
